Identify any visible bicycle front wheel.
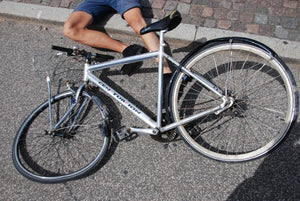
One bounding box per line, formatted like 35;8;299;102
12;90;111;183
170;39;298;162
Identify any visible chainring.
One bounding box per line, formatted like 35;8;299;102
150;129;178;142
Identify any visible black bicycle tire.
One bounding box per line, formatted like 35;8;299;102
170;40;298;162
12;90;111;183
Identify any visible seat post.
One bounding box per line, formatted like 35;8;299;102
157;30;167;128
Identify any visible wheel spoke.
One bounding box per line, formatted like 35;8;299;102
171;42;297;162
13;90;110;182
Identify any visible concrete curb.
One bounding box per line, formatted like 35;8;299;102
1;0;299;60
0;1;72;23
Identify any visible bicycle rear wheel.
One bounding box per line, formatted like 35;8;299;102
170;39;298;162
12;90;110;183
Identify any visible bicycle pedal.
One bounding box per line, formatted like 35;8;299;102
113;127;127;141
113;127;139;142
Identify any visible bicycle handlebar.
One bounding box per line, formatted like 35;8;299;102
51;45;115;62
52;45;74;55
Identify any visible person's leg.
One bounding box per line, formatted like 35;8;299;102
63;11;128;53
64;0;147;76
123;8;172;74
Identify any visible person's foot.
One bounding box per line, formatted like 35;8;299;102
121;44;146;76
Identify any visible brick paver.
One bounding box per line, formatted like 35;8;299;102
8;0;300;42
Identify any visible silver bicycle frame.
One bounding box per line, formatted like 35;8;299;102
82;30;227;134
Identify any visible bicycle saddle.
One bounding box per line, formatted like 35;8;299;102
140;10;182;35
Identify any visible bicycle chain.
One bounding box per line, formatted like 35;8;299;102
150;129;178;142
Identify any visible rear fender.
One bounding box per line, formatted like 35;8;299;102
180;37;279;66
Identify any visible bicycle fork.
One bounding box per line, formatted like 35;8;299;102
46;80;87;134
46;76;53;131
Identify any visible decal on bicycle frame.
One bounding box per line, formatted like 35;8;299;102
97;81;142;115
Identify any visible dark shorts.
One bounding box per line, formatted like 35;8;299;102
73;0;142;23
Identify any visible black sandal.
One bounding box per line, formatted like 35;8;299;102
121;44;146;76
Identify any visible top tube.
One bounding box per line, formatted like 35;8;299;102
87;51;159;72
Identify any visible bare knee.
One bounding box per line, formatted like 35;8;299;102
63;12;92;41
63;22;78;40
123;8;147;35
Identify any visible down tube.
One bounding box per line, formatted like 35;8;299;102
87;72;157;128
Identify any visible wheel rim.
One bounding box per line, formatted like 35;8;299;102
13;91;109;182
171;43;296;162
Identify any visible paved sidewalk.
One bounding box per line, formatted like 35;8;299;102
4;0;300;42
0;0;299;60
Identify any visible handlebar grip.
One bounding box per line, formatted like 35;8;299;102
51;45;73;55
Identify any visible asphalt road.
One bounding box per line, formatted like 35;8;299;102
0;17;299;201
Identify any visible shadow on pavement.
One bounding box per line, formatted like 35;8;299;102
227;122;300;200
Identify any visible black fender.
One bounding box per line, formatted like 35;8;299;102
180;37;279;66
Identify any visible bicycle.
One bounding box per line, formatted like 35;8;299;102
12;11;299;183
